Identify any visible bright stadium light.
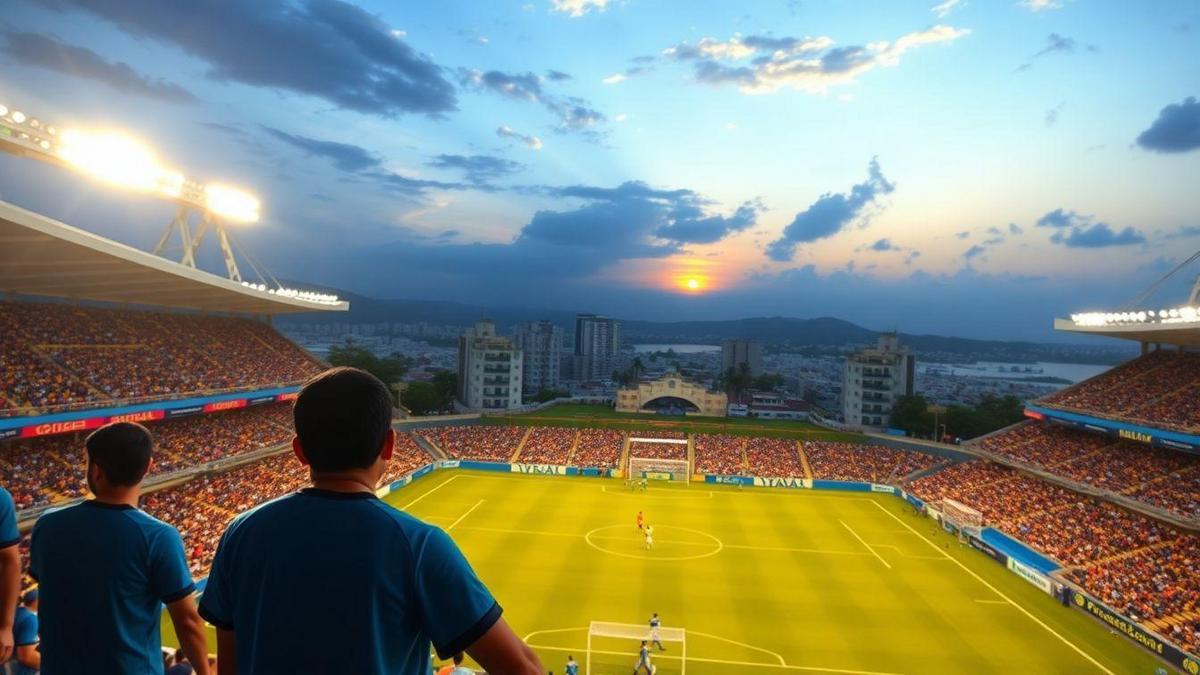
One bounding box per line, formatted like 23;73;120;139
56;129;185;196
205;184;260;223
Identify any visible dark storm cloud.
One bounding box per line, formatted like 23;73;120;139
766;158;895;261
427;154;522;184
1135;97;1200;153
654;201;759;244
29;0;456;116
261;126;381;172
0;30;196;103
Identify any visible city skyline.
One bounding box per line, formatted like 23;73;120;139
0;0;1198;341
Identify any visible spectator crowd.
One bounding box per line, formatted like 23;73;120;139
1042;350;1200;433
423;425;526;462
0;301;323;415
805;441;941;484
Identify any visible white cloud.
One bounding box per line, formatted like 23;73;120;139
614;113;628;122
724;122;738;131
931;0;964;17
391;29;407;38
602;73;626;85
550;0;610;17
1020;0;1062;11
497;125;544;150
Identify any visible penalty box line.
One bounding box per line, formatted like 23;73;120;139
869;500;1116;675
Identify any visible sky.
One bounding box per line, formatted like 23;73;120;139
0;0;1198;341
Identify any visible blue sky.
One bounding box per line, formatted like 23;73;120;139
0;0;1198;340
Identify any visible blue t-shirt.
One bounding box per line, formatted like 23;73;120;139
0;487;20;548
199;489;500;675
30;501;194;675
565;660;580;675
12;605;38;675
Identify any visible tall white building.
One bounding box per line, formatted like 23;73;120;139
721;338;763;377
573;313;620;382
513;320;562;396
842;333;915;428
457;320;523;410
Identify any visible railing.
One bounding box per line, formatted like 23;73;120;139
0;381;306;419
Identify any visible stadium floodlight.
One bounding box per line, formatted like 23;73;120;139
205;184;260;223
57;129;178;195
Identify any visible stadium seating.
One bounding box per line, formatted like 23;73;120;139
571;429;624;468
745;437;805;478
693;434;745;475
1041;350;1200;433
422;425;526;462
628;431;688;460
518;426;577;464
975;422;1200;519
804;441;940;483
0;301;323;415
0;403;293;509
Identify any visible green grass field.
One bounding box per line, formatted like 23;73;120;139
168;470;1167;674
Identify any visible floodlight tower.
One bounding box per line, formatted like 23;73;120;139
0;101;260;283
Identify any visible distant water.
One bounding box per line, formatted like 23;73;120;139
633;343;720;354
921;361;1110;384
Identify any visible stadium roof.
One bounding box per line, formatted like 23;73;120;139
0;199;348;314
1054;318;1200;346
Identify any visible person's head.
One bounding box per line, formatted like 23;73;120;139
652;612;658;618
453;653;464;665
21;588;37;612
641;640;647;647
85;422;153;496
175;651;189;665
292;367;395;479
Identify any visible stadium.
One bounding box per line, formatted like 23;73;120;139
2;81;1199;675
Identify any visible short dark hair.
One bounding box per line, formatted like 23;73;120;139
86;422;153;486
293;367;393;472
453;654;464;665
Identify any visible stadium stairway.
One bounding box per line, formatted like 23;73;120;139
1069;539;1175;571
30;344;112;402
896;459;953;484
739;436;749;473
619;436;631;475
797;441;813;480
565;430;581;465
510;427;533;463
411;433;446;461
1150;609;1200;633
686;434;695;474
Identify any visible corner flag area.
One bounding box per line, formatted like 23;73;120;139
165;469;1163;674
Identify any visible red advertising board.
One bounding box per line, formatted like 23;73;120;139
20;417;106;438
203;399;247;413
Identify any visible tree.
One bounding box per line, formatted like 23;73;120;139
327;340;411;390
431;370;457;403
400;382;442;415
718;363;754;399
531;388;569;403
889;394;931;435
752;373;785;392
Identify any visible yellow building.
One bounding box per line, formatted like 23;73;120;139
615;373;727;416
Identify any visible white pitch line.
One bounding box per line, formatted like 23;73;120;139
526;643;906;675
839;520;891;569
446;499;485;531
690;629;786;666
975;599;1009;604
869;500;1116;675
400;474;460;510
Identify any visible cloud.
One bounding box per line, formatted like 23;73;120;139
260;127;381;172
956;231;970;239
496;125;544;150
1020;0;1062;11
931;0;964;17
963;244;986;260
550;0;610;17
653;201;760;244
602;73;626;85
663;25;968;95
1164;225;1200;240
1036;209;1146;248
766;157;895;261
0;30;196;103
1009;222;1024;235
1135;97;1200;154
463;69;606;136
904;250;922;265
1044;101;1064;126
870;238;895;251
1033;33;1075;58
427;154;522;183
546;70;572;81
30;0;456;116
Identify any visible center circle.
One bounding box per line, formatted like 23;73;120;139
584;524;724;561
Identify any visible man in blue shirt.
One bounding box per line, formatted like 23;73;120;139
30;422;211;675
12;589;39;674
200;367;543;675
0;486;22;663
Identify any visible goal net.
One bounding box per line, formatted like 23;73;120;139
587;621;686;675
627;456;690;483
939;498;983;539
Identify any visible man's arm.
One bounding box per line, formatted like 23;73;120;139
0;545;19;663
16;643;39;670
166;595;212;675
216;627;237;675
465;617;543;675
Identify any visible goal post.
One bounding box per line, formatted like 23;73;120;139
939;498;983;540
586;621;686;675
627;457;691;483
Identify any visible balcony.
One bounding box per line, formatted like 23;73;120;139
482;365;509;373
483;377;509;385
483;354;511;362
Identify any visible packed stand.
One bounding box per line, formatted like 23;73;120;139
571;429;624;468
1009;501;1176;567
745;437;805;478
379;433;435;486
976;422;1200;519
693;434;745;475
804;441;939;484
1041;350;1200;433
517;427;577;464
0;404;293;511
628;436;688;461
0;300;323;414
422;425;525;462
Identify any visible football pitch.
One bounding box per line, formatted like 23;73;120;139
170;469;1166;674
